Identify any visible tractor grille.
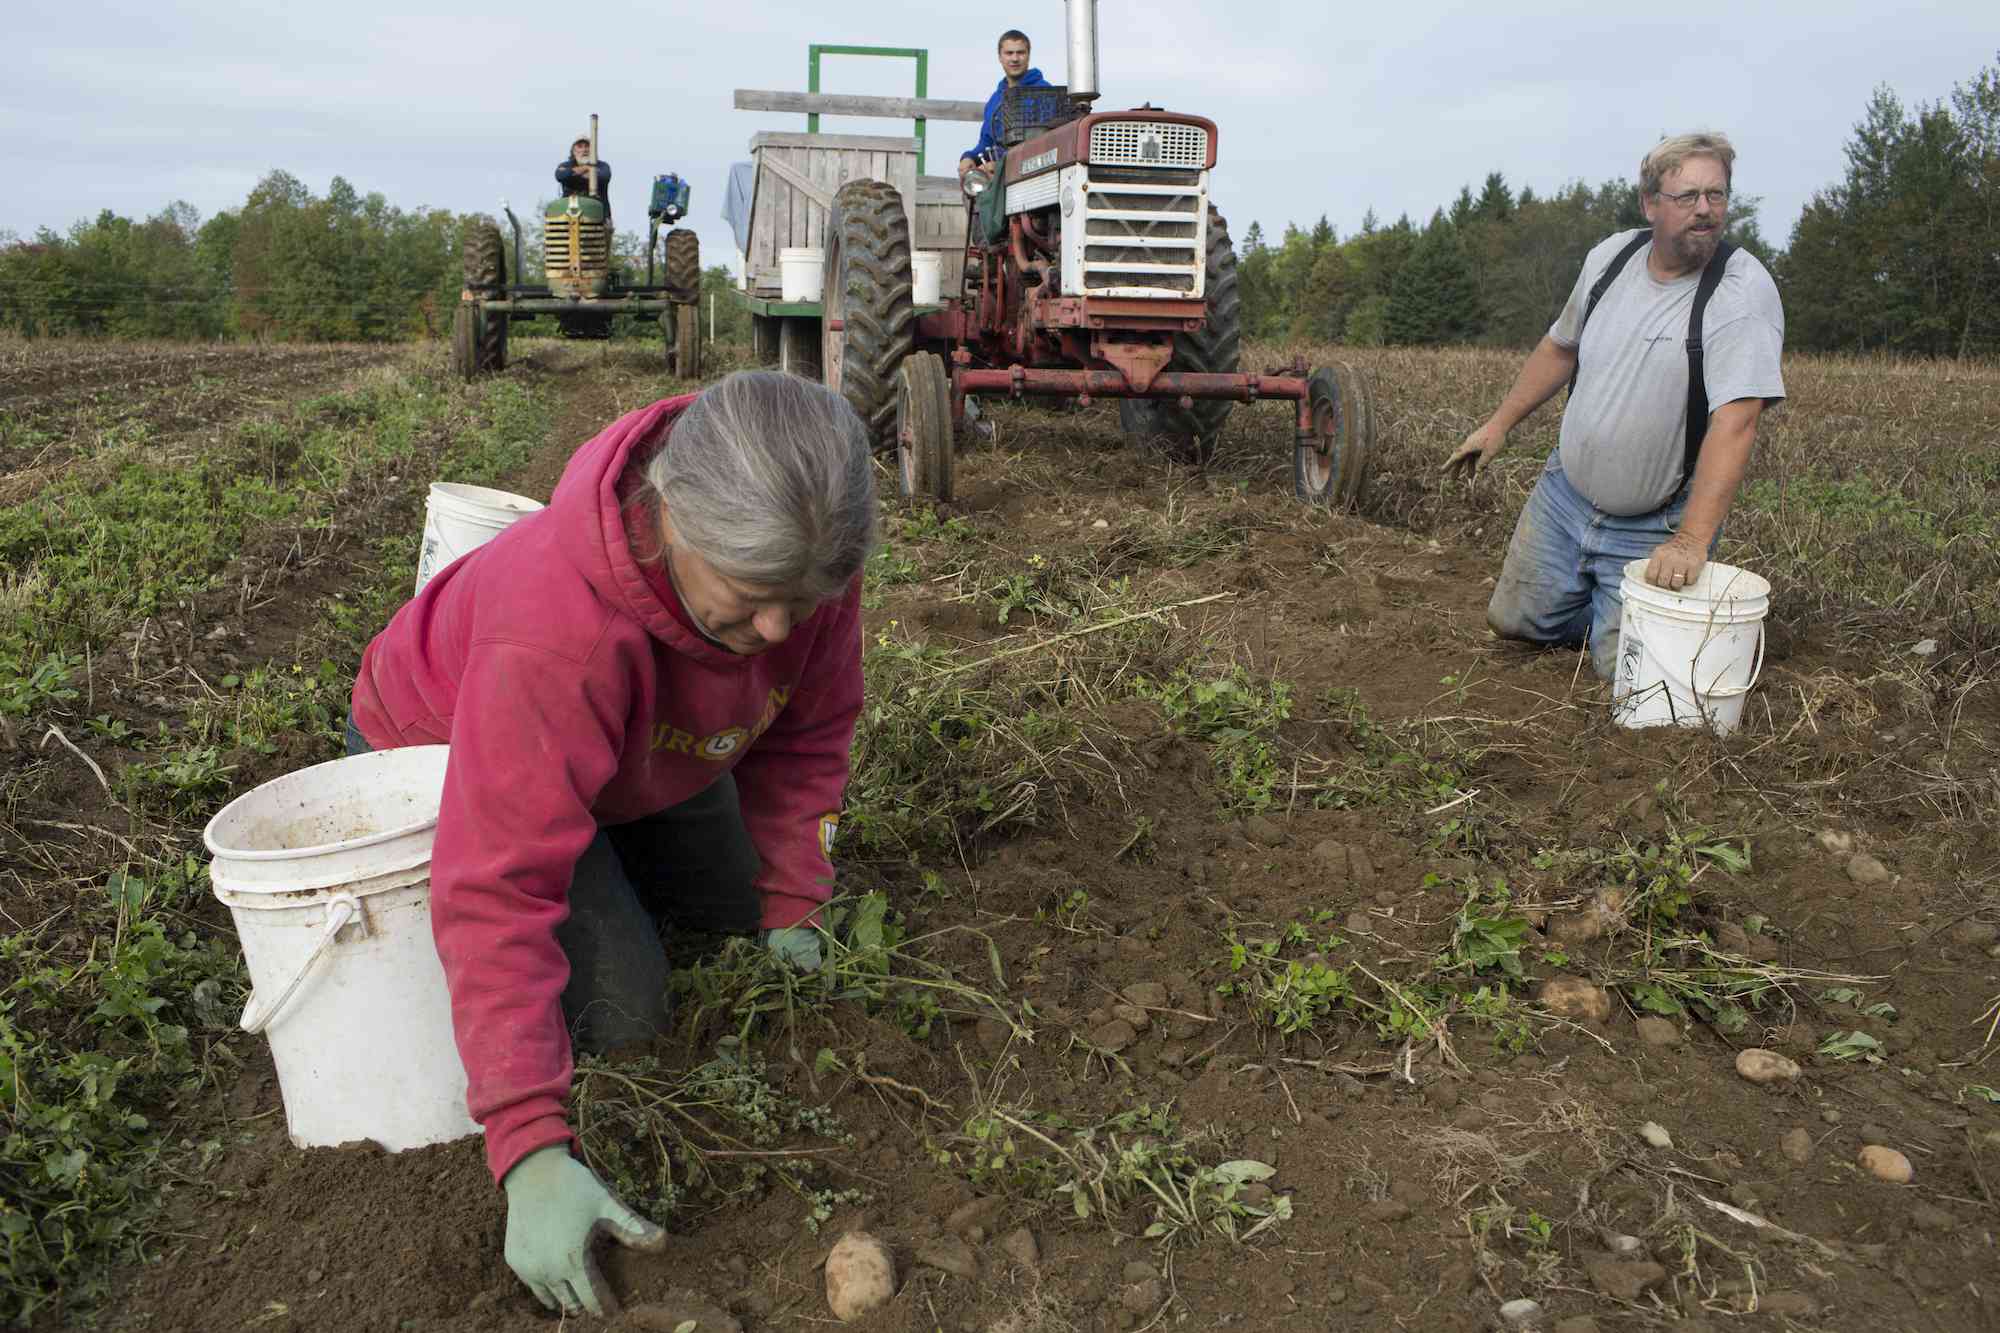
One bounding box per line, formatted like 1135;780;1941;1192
545;218;610;275
1079;177;1204;296
1088;121;1208;170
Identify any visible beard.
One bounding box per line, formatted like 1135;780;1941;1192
1672;221;1721;267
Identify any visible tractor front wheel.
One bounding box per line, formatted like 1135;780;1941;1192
895;352;953;503
1120;206;1243;465
822;180;915;454
1294;364;1376;507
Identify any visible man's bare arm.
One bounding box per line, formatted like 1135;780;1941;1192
1444;337;1580;476
1642;396;1764;588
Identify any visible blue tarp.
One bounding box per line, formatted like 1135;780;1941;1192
722;161;756;256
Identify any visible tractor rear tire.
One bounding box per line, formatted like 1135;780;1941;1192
1119;206;1242;465
1294;363;1377;507
462;219;505;290
664;229;700;303
475;305;507;375
895;352;953;503
822;179;915;454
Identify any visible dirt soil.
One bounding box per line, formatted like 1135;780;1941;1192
20;349;1994;1332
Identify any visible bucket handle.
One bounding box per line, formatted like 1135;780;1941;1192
238;892;369;1034
1691;622;1767;702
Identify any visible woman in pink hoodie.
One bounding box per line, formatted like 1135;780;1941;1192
348;370;876;1317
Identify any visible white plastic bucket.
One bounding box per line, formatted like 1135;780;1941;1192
205;746;479;1151
414;482;543;596
780;246;825;303
1613;559;1771;734
913;251;943;306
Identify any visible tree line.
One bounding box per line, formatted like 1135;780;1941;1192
0;170;735;344
1238;51;1999;358
3;52;1994;356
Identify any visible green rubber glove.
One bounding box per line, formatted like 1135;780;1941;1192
501;1145;665;1317
762;924;823;970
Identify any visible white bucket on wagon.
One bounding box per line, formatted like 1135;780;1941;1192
205;745;478;1151
779;246;825;303
1612;558;1771;735
414;482;543;596
912;251;943;306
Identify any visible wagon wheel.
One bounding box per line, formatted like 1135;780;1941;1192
663;228;700;303
1294;363;1377;507
673;303;701;379
751;314;780;366
822;179;915;454
895;351;953;503
779;317;820;380
1119;206;1242;465
450;304;476;382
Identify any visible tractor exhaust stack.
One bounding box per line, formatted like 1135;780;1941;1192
588;113;599;199
1066;0;1099;105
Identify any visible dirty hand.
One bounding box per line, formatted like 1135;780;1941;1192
502;1145;665;1317
1644;534;1707;593
1443;423;1504;478
762;924;823;970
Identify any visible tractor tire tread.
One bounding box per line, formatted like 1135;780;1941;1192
664;229;700;302
828;180;916;453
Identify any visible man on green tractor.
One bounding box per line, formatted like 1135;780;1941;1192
957;29;1049;183
556;137;613;208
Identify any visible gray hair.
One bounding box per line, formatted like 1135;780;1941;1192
638;371;877;601
1640;132;1736;196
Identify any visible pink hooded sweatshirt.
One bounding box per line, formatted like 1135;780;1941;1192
350;394;861;1183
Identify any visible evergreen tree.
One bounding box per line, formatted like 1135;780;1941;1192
1236;221;1282;338
1779;61;2000;356
1449;186;1476;229
1384;217;1482;346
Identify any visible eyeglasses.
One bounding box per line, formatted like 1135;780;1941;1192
1657;188;1729;210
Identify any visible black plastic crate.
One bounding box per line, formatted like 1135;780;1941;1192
999;84;1079;147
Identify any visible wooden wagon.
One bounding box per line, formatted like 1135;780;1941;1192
733;55;984;377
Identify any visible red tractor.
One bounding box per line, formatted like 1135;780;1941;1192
746;6;1376;506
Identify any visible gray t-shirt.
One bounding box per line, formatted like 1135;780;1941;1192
1548;229;1785;515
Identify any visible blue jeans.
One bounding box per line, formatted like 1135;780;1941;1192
343;716;759;1051
1486;453;1699;680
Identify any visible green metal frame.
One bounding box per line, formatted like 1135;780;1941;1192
806;43;930;174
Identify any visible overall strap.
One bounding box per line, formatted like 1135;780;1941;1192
1566;231;1652;397
1682;240;1739;486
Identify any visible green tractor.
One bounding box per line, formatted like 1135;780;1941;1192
452;115;702;381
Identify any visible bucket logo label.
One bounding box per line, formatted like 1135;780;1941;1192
818;814;839;859
650;685;793;761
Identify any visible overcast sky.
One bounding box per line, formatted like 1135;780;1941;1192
5;1;1994;272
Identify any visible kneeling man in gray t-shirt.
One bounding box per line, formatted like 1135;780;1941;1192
1445;131;1785;680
